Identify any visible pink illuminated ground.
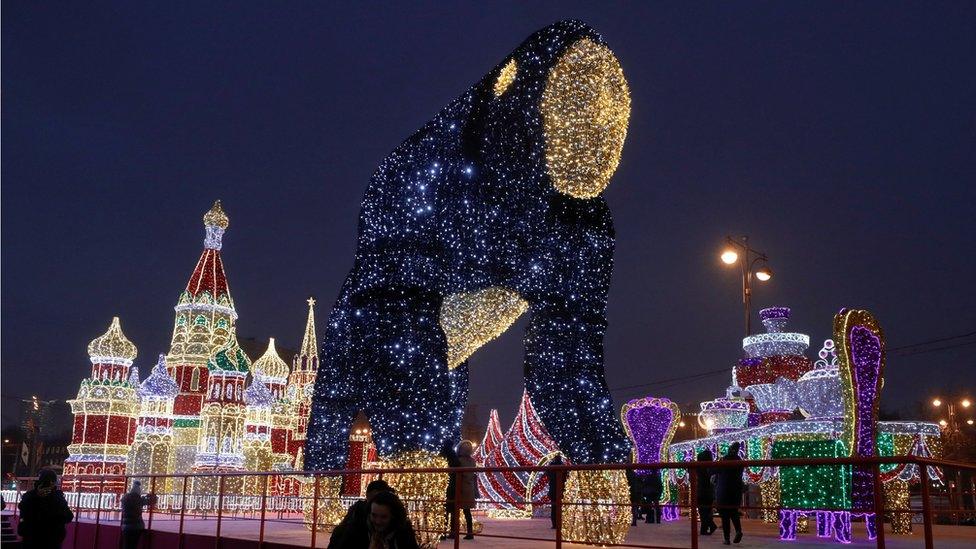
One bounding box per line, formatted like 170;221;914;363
71;511;976;548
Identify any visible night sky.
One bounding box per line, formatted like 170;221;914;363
3;2;974;431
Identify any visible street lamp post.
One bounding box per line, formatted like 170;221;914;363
720;235;773;336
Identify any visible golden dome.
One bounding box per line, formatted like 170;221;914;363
87;317;138;362
253;338;290;380
203;200;229;229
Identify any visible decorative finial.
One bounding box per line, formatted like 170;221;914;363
203;200;229;250
88;317;138;365
307;296;316;307
203;200;229;229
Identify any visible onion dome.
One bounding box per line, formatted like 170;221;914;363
88;317;138;365
253;338;290;381
244;378;275;408
207;339;251;373
139;354;180;399
202;200;229;251
203;200;229;229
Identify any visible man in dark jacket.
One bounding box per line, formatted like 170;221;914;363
696;450;717;535
714;443;744;544
625;468;643;526
119;481;157;549
17;469;73;548
641;470;663;523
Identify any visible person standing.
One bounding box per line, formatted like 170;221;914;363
625;467;644;526
17;469;73;548
546;455;567;530
448;440;477;540
119;480;156;549
696;450;717;535
714;443;744;544
641;470;663;523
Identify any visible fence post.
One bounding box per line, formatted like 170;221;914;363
259;475;268;548
215;475;225;549
310;475;321;549
920;463;933;549
72;477;83;549
148;475;157;543
93;477;105;549
453;466;461;549
689;465;699;549
872;462;886;548
555;464;564;549
178;476;188;549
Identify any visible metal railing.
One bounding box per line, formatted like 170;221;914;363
4;455;973;549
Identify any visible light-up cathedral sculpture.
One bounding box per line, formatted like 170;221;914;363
304;20;634;544
656;307;942;543
62;202;334;500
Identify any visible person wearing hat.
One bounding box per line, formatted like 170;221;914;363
17;468;73;548
120;480;157;549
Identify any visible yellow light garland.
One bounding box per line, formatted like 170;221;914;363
541;38;630;199
439;286;527;369
562;469;631;545
493;59;517;96
382;450;449;547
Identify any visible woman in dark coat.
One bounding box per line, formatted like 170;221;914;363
641;470;663;524
696;450;717;535
439;440;461;540
625;468;644;526
714;443;744;544
446;440;477;540
330;490;419;549
17;469;73;548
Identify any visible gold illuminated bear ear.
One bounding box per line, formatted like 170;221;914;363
541;38;630;199
493;59;517;97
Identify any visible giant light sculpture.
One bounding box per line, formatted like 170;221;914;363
305;20;633;543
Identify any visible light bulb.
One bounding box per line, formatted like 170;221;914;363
721;249;738;265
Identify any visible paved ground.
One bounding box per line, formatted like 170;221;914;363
76;511;975;548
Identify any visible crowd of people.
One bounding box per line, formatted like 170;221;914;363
10;440;747;547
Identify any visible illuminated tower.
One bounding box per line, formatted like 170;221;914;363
128;354;180;487
64;317;141;493
243;378;275;496
167;200;238;475
191;338;250;495
254;338;297;495
286;297;318;466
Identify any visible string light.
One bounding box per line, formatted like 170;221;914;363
479;391;560;517
620;397;680;504
128;354;180;487
64;317;141;493
303;20;634;544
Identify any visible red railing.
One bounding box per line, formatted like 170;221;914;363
6;455;974;549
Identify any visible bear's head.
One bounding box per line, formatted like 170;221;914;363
473;20;630;200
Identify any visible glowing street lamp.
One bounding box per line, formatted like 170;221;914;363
719;235;774;336
933;399;942;407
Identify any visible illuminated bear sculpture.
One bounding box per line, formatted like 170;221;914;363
306;20;632;543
